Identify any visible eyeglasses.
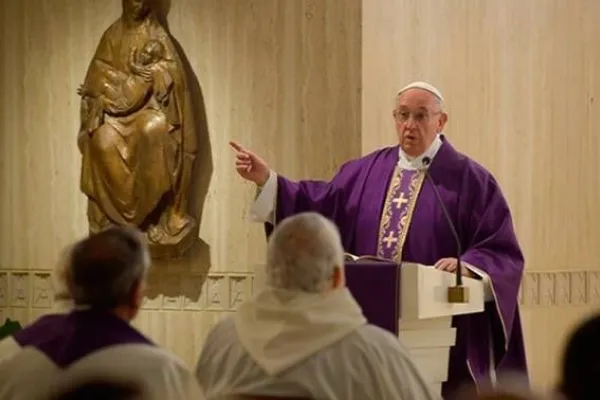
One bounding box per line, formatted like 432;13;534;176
392;109;441;123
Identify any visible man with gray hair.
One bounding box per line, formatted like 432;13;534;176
195;212;436;400
0;227;203;400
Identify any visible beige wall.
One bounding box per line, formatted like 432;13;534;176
0;0;361;365
363;0;600;389
1;0;600;390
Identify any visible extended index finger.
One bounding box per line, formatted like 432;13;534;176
229;141;245;153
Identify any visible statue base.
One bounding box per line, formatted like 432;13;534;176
146;219;199;260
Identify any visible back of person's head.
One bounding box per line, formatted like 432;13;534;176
48;378;143;400
64;226;150;314
266;212;344;293
558;313;600;400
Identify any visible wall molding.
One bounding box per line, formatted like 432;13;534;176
142;271;254;312
1;269;599;313
0;271;53;310
519;270;600;308
0;270;255;313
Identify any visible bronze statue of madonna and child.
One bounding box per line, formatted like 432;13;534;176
77;0;199;259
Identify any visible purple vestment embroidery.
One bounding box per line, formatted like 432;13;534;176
377;168;424;262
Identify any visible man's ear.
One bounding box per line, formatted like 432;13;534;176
437;112;448;132
332;266;345;289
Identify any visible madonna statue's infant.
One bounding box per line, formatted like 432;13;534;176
77;0;198;259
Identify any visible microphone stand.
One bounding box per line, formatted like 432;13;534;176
422;157;469;303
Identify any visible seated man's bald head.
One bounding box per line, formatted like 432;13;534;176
266;212;345;293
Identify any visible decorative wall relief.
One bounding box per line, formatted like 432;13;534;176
32;273;53;309
77;0;199;259
570;272;587;305
539;273;556;306
207;275;227;310
587;271;600;304
555;272;571;305
229;275;251;310
0;273;7;308
1;270;600;313
522;272;539;307
517;270;600;307
10;273;30;308
182;275;206;310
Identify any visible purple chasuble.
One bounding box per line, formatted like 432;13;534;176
13;309;153;368
266;136;528;398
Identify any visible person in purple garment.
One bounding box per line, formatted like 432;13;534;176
0;227;202;400
230;81;528;398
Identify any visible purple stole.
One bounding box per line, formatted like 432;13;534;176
13;310;153;368
377;166;425;261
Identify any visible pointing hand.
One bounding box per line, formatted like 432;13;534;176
229;141;270;186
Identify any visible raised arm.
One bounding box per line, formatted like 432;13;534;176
230;141;358;229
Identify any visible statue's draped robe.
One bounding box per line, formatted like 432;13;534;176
0;310;203;400
79;17;196;229
262;137;528;397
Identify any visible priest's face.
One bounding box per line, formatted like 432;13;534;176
394;89;448;157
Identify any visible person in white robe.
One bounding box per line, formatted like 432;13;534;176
0;227;203;400
194;212;436;400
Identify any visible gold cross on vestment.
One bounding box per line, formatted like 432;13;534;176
392;192;409;209
382;231;398;248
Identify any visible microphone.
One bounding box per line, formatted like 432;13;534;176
421;156;469;303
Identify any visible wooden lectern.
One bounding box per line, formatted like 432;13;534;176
344;260;485;397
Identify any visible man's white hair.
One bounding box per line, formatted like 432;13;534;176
266;212;344;292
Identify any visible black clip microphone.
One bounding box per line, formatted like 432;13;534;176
422;156;468;303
